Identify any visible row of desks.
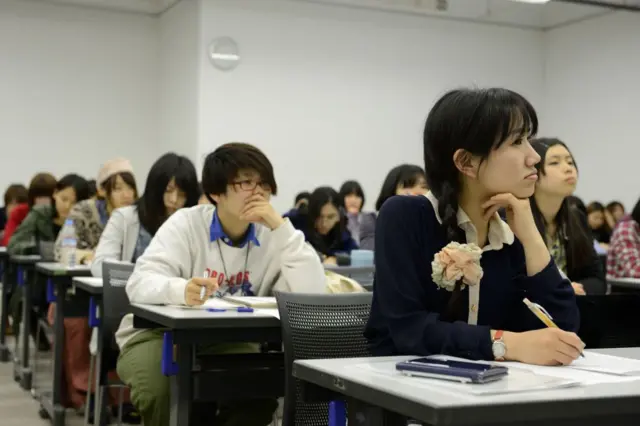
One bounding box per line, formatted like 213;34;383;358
4;247;640;425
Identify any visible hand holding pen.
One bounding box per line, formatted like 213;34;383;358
184;275;218;306
504;298;586;366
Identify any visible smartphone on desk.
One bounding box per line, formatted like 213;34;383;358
396;357;508;384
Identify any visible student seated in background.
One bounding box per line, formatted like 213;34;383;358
285;191;311;216
8;174;89;255
607;198;640;279
607;201;625;225
357;164;428;251
374;164;428;212
0;183;28;232
115;142;325;426
5;174;89;351
51;159;138;418
529;138;606;295
92;153;199;276
366;88;581;366
587;201;612;250
1;173;57;246
287;186;358;265
55;158;138;264
339;180;376;250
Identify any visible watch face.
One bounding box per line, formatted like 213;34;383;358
493;341;506;359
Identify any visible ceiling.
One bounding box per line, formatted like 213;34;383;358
13;0;636;28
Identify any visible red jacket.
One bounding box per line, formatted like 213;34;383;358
1;203;29;246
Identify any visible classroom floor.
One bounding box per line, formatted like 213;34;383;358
0;334;84;426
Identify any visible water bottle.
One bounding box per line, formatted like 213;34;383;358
60;218;77;267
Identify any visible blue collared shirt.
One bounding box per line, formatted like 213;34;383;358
209;210;260;248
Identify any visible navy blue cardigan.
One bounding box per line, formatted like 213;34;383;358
365;195;580;360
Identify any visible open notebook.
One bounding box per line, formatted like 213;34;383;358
222;296;277;308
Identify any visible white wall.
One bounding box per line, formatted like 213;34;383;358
0;0;160;189
159;0;200;165
197;0;546;212
544;11;640;210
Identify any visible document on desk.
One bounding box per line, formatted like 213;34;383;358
355;359;580;396
501;351;640;385
567;351;640;376
168;299;281;319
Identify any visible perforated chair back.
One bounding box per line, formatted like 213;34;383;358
276;292;372;426
101;260;135;339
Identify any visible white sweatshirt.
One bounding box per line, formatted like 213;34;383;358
115;204;326;348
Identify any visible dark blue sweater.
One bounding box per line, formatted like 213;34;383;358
364;195;580;360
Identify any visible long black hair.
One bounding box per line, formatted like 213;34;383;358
137;153;199;236
305;186;346;255
339;180;365;212
424;88;538;321
529;138;593;275
375;164;426;211
631;199;640;225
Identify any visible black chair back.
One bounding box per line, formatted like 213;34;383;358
578;294;640;348
101;260;135;341
276;292;372;426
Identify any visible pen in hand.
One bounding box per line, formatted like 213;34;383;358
523;298;585;358
199;271;208;301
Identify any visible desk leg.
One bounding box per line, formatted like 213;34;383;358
347;397;406;426
94;321;108;426
19;268;32;390
169;343;193;426
0;259;10;362
50;277;66;426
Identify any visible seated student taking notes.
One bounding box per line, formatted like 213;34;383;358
365;88;582;367
115;143;325;426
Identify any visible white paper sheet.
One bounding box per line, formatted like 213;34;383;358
354;360;580;396
567;351;640;376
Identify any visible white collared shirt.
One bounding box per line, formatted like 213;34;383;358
425;191;516;325
425;192;515;252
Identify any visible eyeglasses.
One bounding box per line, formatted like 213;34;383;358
232;180;272;192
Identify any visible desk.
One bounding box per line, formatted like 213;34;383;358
131;303;284;426
34;262;91;426
294;348;640;426
10;255;42;389
607;276;640;292
0;247;10;362
72;276;103;295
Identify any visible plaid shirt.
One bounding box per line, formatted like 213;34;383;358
607;216;640;278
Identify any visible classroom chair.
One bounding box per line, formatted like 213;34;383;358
577;294;640;349
275;291;373;426
87;260;135;426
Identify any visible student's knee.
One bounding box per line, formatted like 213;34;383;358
116;331;169;420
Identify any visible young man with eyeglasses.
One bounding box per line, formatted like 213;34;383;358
115;143;326;426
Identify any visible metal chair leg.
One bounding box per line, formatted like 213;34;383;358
117;386;124;426
84;354;95;426
31;320;41;397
